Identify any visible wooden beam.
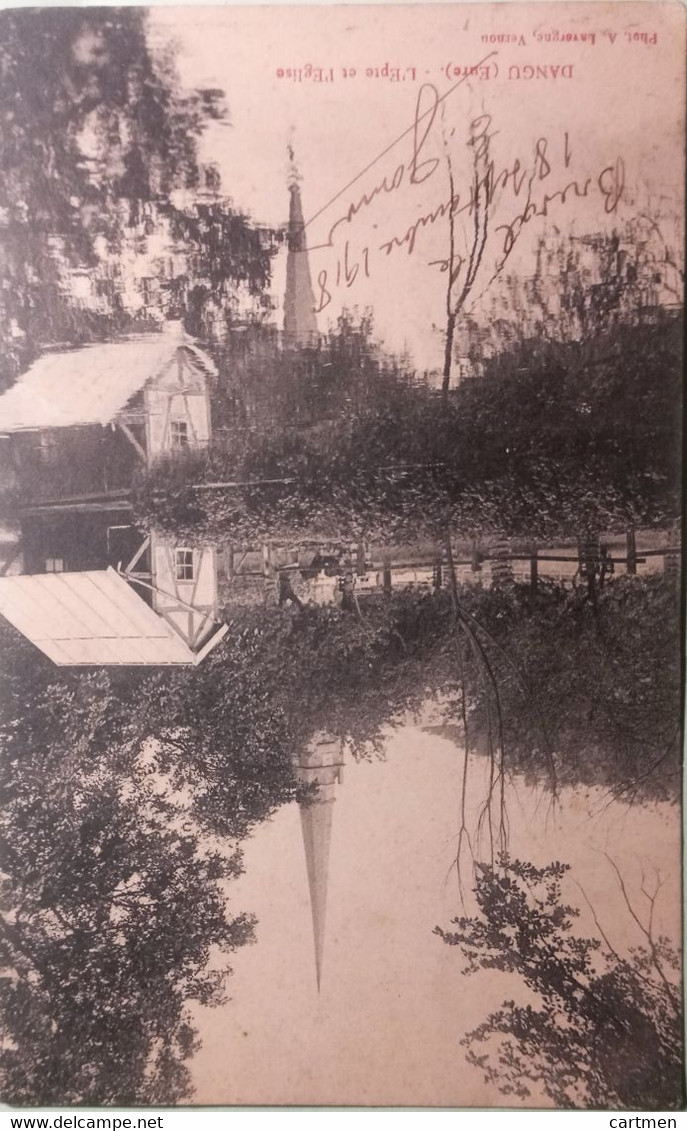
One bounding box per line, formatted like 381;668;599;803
21;499;133;515
626;526;637;575
117;420;148;464
125;536;151;574
20;487;130;507
529;544;538;594
382;551;392;595
432;544;443;591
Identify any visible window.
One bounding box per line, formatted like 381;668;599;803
45;557;64;573
39;433;59;463
175;549;194;582
170;420;190;449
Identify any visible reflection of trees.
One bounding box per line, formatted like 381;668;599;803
450;576;681;804
0;570;680;1102
427;565;680;898
0;623;298;1105
437;857;683;1110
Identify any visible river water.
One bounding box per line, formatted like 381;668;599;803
191;717;681;1106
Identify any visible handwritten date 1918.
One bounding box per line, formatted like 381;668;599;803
310;81;626;313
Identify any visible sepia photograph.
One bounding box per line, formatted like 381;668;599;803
0;0;684;1111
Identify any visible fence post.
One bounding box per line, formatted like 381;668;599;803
626;526;637;575
341;545;354;610
471;539;482;575
262;541;277;605
579;533;601;605
664;550;680;588
433;543;443;591
529;543;538;595
492;539;513;588
225;544;235;581
382;551;392;595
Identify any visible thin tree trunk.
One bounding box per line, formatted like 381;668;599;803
442;310;457;402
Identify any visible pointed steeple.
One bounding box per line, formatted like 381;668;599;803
293;733;344;990
283;145;318;346
299;791;335;991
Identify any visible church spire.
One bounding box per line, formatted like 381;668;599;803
293;733;344;990
283;145;318;346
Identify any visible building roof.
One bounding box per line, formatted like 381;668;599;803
0;332;217;434
0;567;227;666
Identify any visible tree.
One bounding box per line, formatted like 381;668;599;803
456;216;684;375
459;575;680;800
115;636;303;840
437;109;492;399
207;311;418;436
134;306;682;546
171;202;279;340
208;595;455;756
0;621;299;1104
448;307;682;540
0;8;277;388
127;580;683;803
436;857;683;1109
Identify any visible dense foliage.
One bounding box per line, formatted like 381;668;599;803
0;623;299;1104
0;561;680;1102
209;312;418;434
211;573;680;799
451;574;681;800
134;312;682;544
437;858;683;1109
0;8;277;388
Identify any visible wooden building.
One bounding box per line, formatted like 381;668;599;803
0;325;224;665
0;322;215;503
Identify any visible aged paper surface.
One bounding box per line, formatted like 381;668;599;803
0;0;684;1110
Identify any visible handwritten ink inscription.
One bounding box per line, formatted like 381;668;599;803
307;80;625;314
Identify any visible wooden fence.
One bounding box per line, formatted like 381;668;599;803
219;530;681;606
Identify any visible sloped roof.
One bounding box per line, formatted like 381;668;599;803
0;334;217;433
0;567;227;666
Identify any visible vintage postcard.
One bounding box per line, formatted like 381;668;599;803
0;0;684;1111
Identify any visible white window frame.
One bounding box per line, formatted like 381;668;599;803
174;548;194;582
170;419;190;449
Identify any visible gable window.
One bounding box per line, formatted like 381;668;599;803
39;433;59;463
45;557;64;573
170;420;190;449
175;548;194;582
